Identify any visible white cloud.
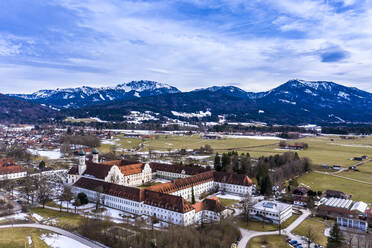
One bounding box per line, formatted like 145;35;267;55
1;0;372;94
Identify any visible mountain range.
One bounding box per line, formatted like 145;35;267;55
4;79;372;125
9;80;180;109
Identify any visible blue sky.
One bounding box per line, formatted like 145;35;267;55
1;0;372;93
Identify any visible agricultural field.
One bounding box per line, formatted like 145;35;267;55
338;161;372;183
100;134;372;166
0;228;50;248
99;134;372;203
297;171;372;202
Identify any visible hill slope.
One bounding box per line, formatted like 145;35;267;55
65;80;372;125
0;94;56;123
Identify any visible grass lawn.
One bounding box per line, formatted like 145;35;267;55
293;217;332;247
0;228;50;248
248;235;290;248
138;182;162;188
237;214;299;232
218;198;239;207
297;171;372;202
31;207;84;230
338;162;372;183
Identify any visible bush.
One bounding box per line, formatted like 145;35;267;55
76;192;88;205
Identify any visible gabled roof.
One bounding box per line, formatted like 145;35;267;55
147;171;214;194
143;190;194;213
100;160;144;176
0;158;25;175
193;196;225;213
213;171;253;186
83;161;113;179
74;177;143;202
149;162;206;175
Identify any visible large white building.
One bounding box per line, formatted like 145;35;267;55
69;151;253;226
249;200;293;224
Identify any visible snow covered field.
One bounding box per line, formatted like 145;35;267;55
188;155;211;160
28;148;62;159
41;234;91;248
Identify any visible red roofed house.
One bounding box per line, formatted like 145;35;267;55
0;158;27;181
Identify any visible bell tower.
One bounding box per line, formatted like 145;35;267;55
92;148;99;163
78;150;86;175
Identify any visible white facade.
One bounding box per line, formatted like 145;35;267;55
72;186;195;226
0;171;27;181
250;201;292;224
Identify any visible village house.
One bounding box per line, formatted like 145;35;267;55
0;158;27;181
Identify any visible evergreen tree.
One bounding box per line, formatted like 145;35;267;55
38;160;46;170
221;153;231;172
191;186;196;204
327;223;344;248
214;153;221;171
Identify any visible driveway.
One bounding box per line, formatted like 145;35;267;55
238;209;311;248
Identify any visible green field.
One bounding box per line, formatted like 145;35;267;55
100;134;372;166
248;235;290;248
338;162;372;183
297;171;371;202
100;134;372;203
293;217;332;247
31;207;84;231
0;228;50;248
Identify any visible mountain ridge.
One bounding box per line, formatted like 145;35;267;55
3;79;372;125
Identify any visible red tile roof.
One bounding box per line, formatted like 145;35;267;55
0;158;25;175
149;162;206;175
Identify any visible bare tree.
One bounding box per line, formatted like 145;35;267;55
95;185;103;211
20;174;33;204
59;186;74;211
37;177;52;208
241;193;253;224
304;226;318;248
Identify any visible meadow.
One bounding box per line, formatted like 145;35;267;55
99;134;372;203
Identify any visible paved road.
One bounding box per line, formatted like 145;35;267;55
237;209;311;248
0;223;107;248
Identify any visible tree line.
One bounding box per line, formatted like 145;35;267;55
214;151;311;196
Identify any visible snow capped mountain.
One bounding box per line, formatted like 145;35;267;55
9;80;180;109
5;79;372;124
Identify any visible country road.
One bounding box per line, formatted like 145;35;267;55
0;223;107;248
237;209;311;248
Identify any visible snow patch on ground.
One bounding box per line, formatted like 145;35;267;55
188;155;211;160
41;233;91;248
171;110;211;118
0;213;28;221
28;148;62;159
32;213;44;222
212;193;243;201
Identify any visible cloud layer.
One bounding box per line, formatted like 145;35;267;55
1;0;372;93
